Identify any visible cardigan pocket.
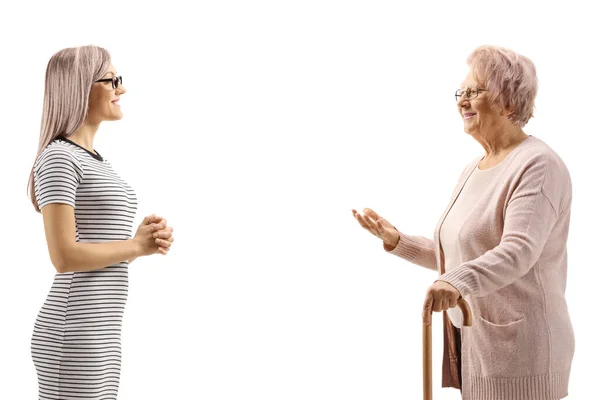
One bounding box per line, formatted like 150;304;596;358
479;314;524;326
475;315;529;377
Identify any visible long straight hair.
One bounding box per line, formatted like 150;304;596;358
28;45;111;212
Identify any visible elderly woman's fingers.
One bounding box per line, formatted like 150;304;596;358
375;220;385;235
353;211;369;228
441;298;450;312
362;213;379;233
377;220;400;245
448;297;458;309
366;208;397;232
424;281;462;323
432;296;443;313
353;211;379;237
363;208;381;221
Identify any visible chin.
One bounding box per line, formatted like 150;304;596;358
108;112;123;121
463;125;477;136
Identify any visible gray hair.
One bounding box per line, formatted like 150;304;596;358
467;45;538;127
28;45;111;212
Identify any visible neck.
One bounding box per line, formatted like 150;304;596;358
473;123;529;158
68;122;100;153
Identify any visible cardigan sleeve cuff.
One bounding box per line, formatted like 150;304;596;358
385;233;425;263
437;266;476;298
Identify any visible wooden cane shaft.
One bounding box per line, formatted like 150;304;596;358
423;297;472;399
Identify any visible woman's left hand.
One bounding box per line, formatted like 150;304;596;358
422;280;461;325
153;222;174;255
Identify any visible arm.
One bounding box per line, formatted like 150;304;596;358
384;231;437;271
437;162;563;297
42;204;142;273
382;157;482;272
33;147;146;272
356;208;437;271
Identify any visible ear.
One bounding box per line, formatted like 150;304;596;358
500;105;515;117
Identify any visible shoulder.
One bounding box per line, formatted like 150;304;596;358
510;136;571;211
513;136;570;183
34;139;84;176
517;136;567;165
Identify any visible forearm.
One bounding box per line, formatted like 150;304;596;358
127;256;139;265
58;239;141;273
438;192;558;297
384;231;437;271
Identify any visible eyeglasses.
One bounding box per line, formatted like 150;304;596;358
455;86;485;101
95;76;123;89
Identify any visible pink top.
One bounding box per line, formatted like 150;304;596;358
387;136;574;399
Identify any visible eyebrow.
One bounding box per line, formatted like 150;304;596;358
102;71;117;78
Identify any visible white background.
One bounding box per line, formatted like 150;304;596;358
1;0;598;399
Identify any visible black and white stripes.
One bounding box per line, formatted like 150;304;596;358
32;137;137;400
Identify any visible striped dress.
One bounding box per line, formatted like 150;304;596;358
31;137;138;400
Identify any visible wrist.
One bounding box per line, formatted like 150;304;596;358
386;228;400;249
129;238;143;259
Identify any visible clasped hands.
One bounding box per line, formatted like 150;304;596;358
133;214;175;257
148;214;174;255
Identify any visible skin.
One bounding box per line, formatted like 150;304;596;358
42;64;175;273
459;68;529;169
353;68;530;325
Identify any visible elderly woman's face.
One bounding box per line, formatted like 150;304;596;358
457;69;503;136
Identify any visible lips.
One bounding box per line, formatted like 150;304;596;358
112;98;120;107
463;112;476;120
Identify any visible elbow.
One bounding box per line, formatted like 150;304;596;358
52;258;69;274
49;250;72;274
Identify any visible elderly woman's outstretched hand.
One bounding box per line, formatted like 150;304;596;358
422;280;461;325
352;208;401;249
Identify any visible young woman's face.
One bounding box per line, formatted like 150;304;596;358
87;64;126;124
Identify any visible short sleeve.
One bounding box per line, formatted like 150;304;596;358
34;145;83;210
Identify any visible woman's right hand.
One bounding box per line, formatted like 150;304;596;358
132;214;168;257
352;208;400;249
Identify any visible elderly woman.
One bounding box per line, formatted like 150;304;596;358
353;45;574;400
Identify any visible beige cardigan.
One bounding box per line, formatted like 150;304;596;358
388;136;574;399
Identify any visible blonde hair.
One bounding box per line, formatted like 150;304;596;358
467;45;538;127
28;45;111;212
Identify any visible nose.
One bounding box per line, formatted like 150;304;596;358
116;84;126;95
457;96;470;110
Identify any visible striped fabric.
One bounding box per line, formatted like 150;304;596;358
32;137;137;400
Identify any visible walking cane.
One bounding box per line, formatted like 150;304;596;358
423;297;472;400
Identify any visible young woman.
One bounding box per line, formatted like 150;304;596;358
28;45;175;400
